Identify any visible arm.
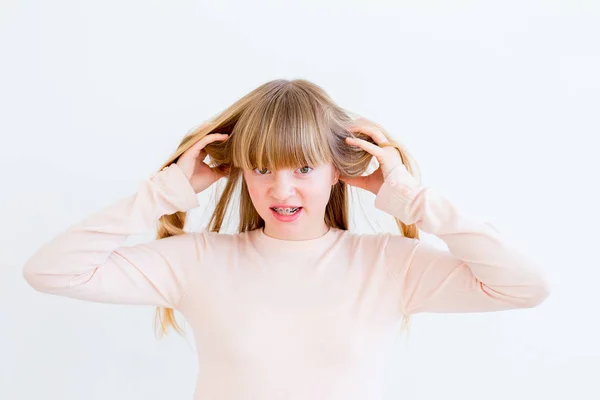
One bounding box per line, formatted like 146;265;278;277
375;163;550;315
22;163;202;309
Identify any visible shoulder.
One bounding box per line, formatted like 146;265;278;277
340;229;416;246
188;229;255;251
340;229;420;259
191;229;245;242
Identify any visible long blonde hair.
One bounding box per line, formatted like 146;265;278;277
153;79;421;340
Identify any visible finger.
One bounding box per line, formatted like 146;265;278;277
346;137;385;160
347;123;388;145
339;174;368;191
198;149;208;162
179;135;227;167
196;133;229;149
188;133;229;157
210;165;228;179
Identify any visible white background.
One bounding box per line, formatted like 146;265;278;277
1;0;599;399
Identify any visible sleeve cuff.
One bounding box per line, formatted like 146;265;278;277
150;163;199;212
374;163;423;223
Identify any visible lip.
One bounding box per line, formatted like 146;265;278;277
270;206;303;222
270;204;301;208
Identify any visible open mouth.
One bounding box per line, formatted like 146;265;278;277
270;206;302;216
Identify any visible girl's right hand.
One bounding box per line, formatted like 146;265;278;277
175;128;230;194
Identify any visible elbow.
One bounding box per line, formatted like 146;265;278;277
519;275;551;309
22;258;55;293
22;262;45;292
484;272;551;310
22;245;76;294
22;247;46;289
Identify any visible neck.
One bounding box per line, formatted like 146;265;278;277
262;223;330;241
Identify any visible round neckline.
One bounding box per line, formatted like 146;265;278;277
251;225;341;252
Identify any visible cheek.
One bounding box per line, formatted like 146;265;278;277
245;180;267;207
303;181;333;206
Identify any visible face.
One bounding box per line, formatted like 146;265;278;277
243;163;340;240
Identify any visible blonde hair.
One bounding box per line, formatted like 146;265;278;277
152;79;421;340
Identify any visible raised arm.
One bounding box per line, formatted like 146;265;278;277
22;163;202;309
375;163;551;315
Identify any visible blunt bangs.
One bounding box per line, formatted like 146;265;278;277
231;86;333;171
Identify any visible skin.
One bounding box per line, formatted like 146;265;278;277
340;117;404;195
243;163;340;241
175;117;403;241
241;117;403;241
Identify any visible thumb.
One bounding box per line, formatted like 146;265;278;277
339;175;368;190
210;164;230;180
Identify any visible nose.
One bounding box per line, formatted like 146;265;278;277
269;172;297;201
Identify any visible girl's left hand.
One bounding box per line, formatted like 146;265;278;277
339;117;403;195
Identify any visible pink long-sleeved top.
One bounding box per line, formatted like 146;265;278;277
23;162;550;400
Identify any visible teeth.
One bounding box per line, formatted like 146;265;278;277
273;207;299;214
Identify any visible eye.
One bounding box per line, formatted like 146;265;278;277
298;166;313;174
253;167;270;175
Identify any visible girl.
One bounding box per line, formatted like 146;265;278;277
23;79;550;399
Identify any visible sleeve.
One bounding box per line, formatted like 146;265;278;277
22;163;202;309
374;163;551;315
